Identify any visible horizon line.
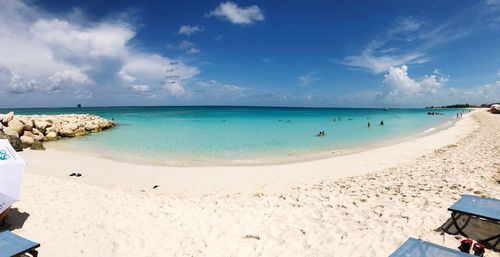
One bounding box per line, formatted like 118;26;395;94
0;103;481;110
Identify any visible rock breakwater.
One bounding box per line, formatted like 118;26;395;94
0;112;115;151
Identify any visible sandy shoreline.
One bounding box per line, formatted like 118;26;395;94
7;109;500;256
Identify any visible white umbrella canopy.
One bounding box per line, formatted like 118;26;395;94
0;139;25;213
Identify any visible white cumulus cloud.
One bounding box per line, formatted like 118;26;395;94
208;2;264;25
0;0;199;104
48;69;91;91
0;66;37;94
32;18;133;62
178;25;204;36
382;65;448;103
164;80;185;97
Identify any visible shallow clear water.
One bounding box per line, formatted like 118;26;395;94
3;106;464;165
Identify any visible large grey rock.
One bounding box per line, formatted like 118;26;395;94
34;120;50;133
45;126;57;133
30;128;45;141
59;123;79;137
19;117;34;131
8;118;25;136
24;130;44;141
23;130;36;138
2;127;19;138
2;112;14;124
32;128;43;135
20;135;34;148
45;131;58;141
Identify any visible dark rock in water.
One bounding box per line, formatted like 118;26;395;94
0;134;23;151
30;141;45;150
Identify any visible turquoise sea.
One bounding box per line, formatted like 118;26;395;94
3;106;464;165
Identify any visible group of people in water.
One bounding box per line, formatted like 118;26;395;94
367;120;384;128
314;109;471;138
317;119;385;137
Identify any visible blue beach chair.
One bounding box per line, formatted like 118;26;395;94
0;231;39;257
389;237;475;257
449;195;500;222
440;195;500;251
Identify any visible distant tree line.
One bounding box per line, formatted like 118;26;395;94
426;103;499;108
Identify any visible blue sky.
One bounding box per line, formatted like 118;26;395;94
0;0;499;107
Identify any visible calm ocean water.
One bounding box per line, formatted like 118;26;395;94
3;106;463;165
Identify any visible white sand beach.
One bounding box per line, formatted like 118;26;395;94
8;109;500;256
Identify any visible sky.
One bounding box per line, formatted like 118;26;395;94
0;0;499;108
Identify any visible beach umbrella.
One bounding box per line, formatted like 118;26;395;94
0;139;25;213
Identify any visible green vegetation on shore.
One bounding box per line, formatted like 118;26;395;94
426;103;498;109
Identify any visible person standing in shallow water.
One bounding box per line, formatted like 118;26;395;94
368;122;371;128
380;120;384;126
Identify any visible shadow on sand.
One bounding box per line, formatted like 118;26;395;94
0;208;30;232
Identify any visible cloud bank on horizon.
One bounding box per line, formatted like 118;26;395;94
0;0;498;108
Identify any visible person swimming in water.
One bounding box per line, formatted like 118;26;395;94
368;122;371;127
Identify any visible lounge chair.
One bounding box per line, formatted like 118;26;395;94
0;192;16;229
0;230;40;257
389;237;475;256
439;195;500;251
